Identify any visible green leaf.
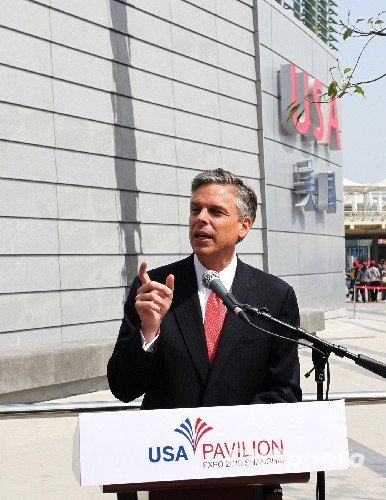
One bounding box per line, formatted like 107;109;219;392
288;103;301;120
344;67;351;74
343;28;353;40
356;18;365;22
375;19;383;25
327;80;338;98
296;110;305;124
354;85;365;96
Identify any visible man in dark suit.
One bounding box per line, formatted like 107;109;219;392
108;169;301;498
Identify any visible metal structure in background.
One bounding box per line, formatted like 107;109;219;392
0;392;385;418
275;0;339;49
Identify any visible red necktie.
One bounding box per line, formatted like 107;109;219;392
204;292;227;364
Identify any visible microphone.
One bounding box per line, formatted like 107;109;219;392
201;271;249;322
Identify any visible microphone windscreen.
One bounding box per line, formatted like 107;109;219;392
202;270;220;289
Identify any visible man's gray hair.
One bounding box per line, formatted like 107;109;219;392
191;168;257;223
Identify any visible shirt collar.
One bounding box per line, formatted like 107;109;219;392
194;253;238;295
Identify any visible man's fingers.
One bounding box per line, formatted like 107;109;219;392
139;261;150;285
135;300;161;314
166;274;175;292
136;291;168;308
138;280;173;296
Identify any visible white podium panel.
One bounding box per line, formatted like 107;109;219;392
73;400;349;486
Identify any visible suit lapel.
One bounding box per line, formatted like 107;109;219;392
205;259;258;391
172;256;210;383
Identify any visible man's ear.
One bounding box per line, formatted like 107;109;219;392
238;216;253;240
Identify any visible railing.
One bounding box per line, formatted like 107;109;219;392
0;392;385;418
344;210;386;222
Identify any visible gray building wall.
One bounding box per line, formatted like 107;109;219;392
0;0;263;349
255;0;345;316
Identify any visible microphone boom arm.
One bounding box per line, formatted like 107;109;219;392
241;304;386;380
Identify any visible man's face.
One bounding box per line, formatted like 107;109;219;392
189;183;252;271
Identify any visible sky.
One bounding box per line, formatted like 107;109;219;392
338;0;386;184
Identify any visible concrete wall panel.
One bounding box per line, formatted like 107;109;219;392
173;82;220;120
218;69;257;104
60;288;126;325
216;17;255;55
112;4;172;50
0;257;60;294
173;53;219;93
215;0;254;30
271;6;313;71
0;327;63;349
140;224;180;254
138;193;179;224
0;292;62;333
170;0;217;39
50;10;115;60
61;320;121;343
175;111;221;146
0;28;52;75
0;104;55;147
219;95;258;128
129;38;174;78
171;25;218;66
0;179;57;219
57;185;120;222
0;143;57;183
220;149;260;179
50;0;111;26
0;219;59;255
175;139;222;170
256;0;272;47
59;255;127;290
135;131;177;165
0;67;53;111
57;221;122;254
0;0;51;39
217;44;256;80
52;45;113;91
123;0;172;21
220;122;259;154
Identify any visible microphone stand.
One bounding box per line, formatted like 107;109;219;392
238;303;386;500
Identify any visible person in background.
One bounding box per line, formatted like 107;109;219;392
379;259;386;302
350;261;360;302
363;260;380;302
356;262;368;303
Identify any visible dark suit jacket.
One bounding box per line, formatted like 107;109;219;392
107;255;301;408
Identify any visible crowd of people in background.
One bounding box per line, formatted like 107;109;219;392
347;259;386;303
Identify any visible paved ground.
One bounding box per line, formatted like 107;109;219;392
0;301;385;499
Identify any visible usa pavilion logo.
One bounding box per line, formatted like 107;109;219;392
148;417;213;463
148;416;285;468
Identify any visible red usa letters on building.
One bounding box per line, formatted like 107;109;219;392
280;64;342;150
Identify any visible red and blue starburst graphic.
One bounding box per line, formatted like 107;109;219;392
174;418;213;454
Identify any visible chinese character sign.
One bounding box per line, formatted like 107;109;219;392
293;161;336;213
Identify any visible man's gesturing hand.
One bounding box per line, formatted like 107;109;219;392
135;261;175;344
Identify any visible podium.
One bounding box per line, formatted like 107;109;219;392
73;401;349;497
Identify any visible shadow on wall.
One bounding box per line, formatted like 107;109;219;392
109;0;142;292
